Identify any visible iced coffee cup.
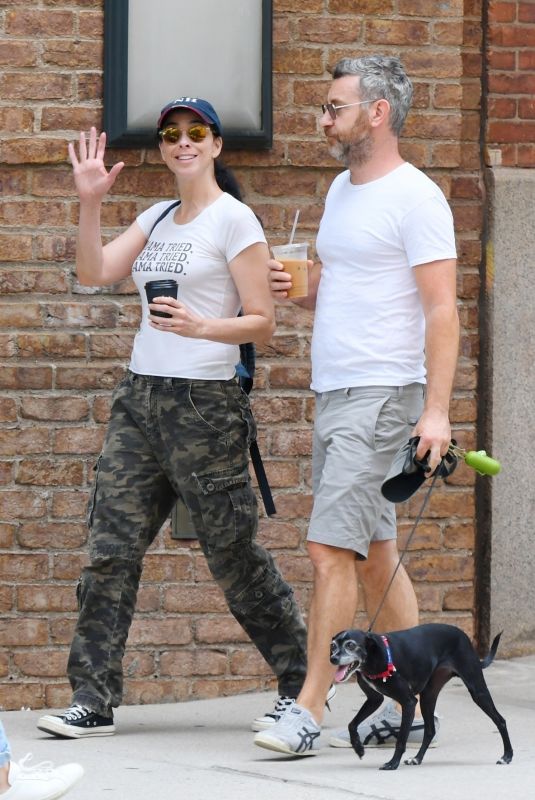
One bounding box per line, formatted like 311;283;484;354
271;242;309;299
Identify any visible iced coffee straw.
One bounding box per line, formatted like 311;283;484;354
289;209;300;244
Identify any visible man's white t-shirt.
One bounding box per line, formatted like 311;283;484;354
129;193;266;379
311;162;457;392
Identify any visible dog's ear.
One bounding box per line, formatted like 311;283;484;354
364;632;383;656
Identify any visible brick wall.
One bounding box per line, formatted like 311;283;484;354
0;0;488;711
486;0;535;166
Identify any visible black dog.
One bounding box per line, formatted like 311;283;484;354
330;623;513;770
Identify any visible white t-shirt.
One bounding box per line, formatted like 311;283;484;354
129;193;266;379
311;162;457;392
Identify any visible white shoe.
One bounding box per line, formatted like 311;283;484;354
4;754;83;799
328;701;440;748
254;704;321;756
251;684;336;731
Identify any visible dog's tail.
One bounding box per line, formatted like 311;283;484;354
480;631;503;669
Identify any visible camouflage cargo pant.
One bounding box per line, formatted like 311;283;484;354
68;371;307;715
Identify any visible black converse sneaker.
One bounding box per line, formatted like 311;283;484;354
37;704;115;738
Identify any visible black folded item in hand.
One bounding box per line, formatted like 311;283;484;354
381;436;458;503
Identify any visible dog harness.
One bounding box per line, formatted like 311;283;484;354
364;635;397;682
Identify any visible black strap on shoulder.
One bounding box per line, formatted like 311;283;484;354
148;200;181;237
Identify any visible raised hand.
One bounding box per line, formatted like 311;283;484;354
68;126;125;203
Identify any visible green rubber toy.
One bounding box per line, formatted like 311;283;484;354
464;450;501;475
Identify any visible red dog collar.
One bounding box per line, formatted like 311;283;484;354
364;635;397;682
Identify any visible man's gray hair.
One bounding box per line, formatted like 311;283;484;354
332;56;413;136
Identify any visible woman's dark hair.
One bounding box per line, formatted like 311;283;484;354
214;160;263;227
214;160;243;201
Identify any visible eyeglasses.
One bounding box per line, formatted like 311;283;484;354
321;99;381;121
158;123;212;144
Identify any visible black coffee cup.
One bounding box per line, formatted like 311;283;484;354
145;279;178;318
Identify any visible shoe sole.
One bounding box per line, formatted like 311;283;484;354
329;736;438;749
254;736;319;757
37;717;115;738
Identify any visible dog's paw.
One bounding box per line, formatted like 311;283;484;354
352;743;365;759
349;733;365;758
497;755;512;765
380;760;400;771
404;757;421;766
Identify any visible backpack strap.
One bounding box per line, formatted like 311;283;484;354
148;200;181;237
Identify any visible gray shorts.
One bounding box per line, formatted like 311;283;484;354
307;384;425;559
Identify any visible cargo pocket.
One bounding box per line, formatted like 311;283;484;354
193;465;256;551
228;567;295;630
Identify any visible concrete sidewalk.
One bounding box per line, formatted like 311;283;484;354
3;654;534;800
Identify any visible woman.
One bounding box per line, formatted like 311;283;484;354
37;98;307;738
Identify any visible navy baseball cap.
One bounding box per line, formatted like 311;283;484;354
157;97;222;135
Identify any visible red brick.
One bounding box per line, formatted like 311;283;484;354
92;396;112;423
398;0;463;14
490;24;535;47
21;397;89;422
0;491;47;520
13;650;68;677
0;40;39;67
298;17;361;43
16;585;77;613
367;19;430;45
142;554;193;582
53;427;105;454
195;617;249;644
488;120;535;143
88;332;135;358
16;459;84;487
55;366;125;390
443;585;474;610
257;520;302;549
230;649;272;677
0;428;50;455
489;1;518;23
0;233;32;262
43;40;102;69
270;428;313;457
17;522;87;550
123;678;190;706
79;10;104;38
0;138;67;165
519;2;535;22
5;9;75;36
51;490;89;518
328;0;394;12
407;553;474;582
129;618;192;646
0;618;49;645
0;684;46;712
123;651;156;678
0;397;17;422
160;649;228;677
163;585;226;614
0;585;14;619
52;553;89;581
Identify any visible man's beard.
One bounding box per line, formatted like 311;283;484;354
327;128;373;168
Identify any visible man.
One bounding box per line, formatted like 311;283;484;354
254;55;459;756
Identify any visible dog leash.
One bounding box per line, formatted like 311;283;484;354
367;471;440;634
